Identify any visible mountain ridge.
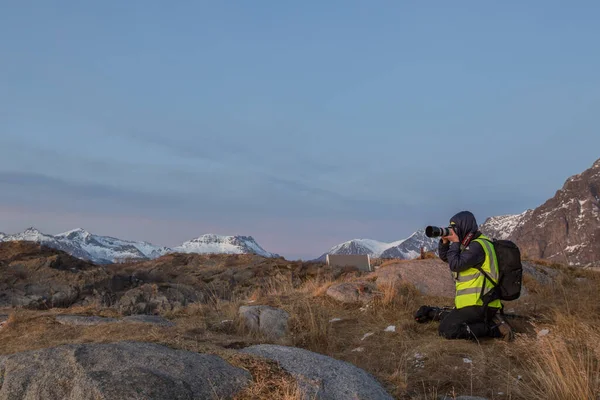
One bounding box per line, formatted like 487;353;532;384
0;228;279;264
480;157;600;266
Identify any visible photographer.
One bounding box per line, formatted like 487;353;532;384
416;211;513;341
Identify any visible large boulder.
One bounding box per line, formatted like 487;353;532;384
241;344;393;400
0;341;251;399
326;282;379;304
239;305;290;339
370;259;455;298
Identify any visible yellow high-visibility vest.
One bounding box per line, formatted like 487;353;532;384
454;235;502;309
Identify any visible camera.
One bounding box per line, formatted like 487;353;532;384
425;226;453;238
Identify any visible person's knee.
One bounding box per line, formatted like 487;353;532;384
438;320;460;339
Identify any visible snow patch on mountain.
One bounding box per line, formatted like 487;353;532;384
479;210;532;240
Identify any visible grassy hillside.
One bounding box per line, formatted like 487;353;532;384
1;255;598;399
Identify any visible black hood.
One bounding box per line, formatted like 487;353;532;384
449;211;479;242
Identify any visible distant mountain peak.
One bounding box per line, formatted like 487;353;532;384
56;228;92;239
316;229;437;261
175;234;277;258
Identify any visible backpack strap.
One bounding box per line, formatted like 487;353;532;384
472;238;503;321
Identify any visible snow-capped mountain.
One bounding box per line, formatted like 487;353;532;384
380;230;439;259
316;229;438;261
479;210;533;240
0;228;278;264
172;234;277;258
480;157;600;266
55;228;171;262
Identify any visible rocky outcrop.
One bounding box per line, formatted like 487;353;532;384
239;305;290;339
365;258;561;299
241;344;394;400
0;341;251;399
481;158;600;266
326;282;379;304
371;259;455;297
0;242;112;309
0;242;334;313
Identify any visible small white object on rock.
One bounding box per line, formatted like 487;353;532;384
220;319;233;324
384;325;396;332
463;357;473;364
537;328;550;337
361;332;374;341
329;318;342;323
351;347;365;352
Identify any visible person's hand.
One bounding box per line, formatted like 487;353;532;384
443;228;459;243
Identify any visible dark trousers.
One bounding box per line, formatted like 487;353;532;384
438;306;498;340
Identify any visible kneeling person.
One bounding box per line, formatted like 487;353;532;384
433;211;511;340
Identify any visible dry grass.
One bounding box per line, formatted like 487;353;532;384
229;354;304;400
1;260;599;399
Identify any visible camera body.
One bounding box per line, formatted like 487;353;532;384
425;226;453;238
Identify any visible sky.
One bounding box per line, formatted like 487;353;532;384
1;2;599;260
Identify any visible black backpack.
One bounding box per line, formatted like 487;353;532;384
476;238;523;303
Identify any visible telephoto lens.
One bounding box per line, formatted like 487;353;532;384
425;226;451;238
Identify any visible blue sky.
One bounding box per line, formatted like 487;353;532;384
1;2;599;259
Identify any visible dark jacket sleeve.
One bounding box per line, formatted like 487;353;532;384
438;239;450;262
444;241;486;273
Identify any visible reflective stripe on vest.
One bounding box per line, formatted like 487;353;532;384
456;272;481;282
454;235;502;309
456;287;482;296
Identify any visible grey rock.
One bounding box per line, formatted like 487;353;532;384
55;315;118;326
0;341;251;400
121;315;175;327
522;262;560;285
117;284;171;315
241;344;393;400
326;282;379;304
239;305;290;339
50;287;80;307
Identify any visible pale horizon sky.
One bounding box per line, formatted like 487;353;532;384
1;2;599;259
